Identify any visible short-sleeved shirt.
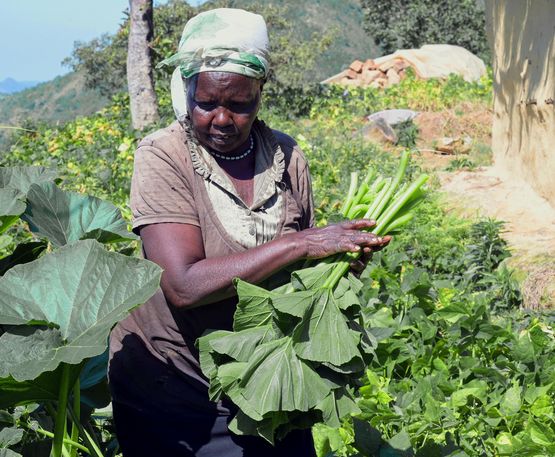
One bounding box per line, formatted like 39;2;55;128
109;119;314;414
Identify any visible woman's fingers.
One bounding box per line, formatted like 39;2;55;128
301;221;392;259
339;219;377;230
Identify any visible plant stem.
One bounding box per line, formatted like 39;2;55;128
52;364;72;457
18;422;90;454
366;150;410;220
69;378;81;457
68;408;105;457
341;172;359;216
374;175;429;236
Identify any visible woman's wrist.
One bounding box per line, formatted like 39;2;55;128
278;231;309;261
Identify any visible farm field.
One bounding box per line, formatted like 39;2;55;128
2;67;555;456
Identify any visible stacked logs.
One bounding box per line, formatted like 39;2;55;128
324;58;412;88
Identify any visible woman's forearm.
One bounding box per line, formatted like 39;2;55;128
162;232;306;308
140;220;387;309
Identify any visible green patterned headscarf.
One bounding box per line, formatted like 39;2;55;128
159;8;270;121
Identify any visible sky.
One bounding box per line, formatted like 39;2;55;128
0;0;205;83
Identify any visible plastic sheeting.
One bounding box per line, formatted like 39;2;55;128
373;44;487;82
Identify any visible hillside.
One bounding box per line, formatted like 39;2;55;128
0;71;108;126
0;71;109;149
1;0;374;133
233;0;378;80
0;77;41;94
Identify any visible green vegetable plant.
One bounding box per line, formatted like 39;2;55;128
0;166;162;457
198;151;428;444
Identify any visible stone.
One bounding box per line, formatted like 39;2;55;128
362;70;383;84
387;68;401;86
349;59;364;73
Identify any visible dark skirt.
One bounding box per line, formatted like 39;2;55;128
109;333;316;457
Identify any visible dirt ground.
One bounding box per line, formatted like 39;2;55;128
411;106;555;308
365;104;555;307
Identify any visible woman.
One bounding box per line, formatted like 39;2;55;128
109;8;389;456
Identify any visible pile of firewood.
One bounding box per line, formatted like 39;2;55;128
323;58;412;88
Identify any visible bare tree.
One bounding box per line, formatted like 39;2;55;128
127;0;159;130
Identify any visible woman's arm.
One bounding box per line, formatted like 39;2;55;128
140;220;389;309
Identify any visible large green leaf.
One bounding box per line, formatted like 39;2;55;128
0;239;161;380
0;241;47;276
0;362;81;409
233;279;275;331
238;337;331;416
271;289;317;318
292;289;361;366
0;190;25;235
22;182;137;247
290;263;336;290
197;330;230;402
0;167;57;194
316;388;361;428
208;326;278;362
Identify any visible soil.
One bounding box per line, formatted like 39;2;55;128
363;103;555;306
412;105;555;308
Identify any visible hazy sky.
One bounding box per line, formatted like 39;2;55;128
0;0;205;82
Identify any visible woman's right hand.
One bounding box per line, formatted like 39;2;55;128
293;219;391;259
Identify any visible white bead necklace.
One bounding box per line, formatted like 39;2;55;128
208;135;254;161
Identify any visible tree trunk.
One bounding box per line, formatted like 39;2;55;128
127;0;159;130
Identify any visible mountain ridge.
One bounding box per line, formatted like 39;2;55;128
0;77;41;94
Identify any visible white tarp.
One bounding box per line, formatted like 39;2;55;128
374;44;487;82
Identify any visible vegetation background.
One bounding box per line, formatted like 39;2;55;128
3;1;553;456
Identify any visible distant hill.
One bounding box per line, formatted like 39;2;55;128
0;0;375;145
0;71;109;149
0;71;108;126
233;0;379;80
0;77;41;94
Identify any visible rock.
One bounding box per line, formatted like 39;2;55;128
436;136;472;154
362;59;376;71
378;59;400;72
349;60;364;73
345;68;358;79
362;117;398;144
367;109;419;126
362;70;383;84
387;69;401;85
341;77;362;87
393;59;410;72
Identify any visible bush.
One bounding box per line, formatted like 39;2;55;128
360;0;490;62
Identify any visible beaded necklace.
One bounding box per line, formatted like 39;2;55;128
208;135;254;161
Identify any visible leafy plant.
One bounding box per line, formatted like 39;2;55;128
0;167;161;457
463;218;511;285
445;157;477;171
393;120;418;149
198;152;429;443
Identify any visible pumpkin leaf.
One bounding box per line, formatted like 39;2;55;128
0;239;161;380
238;337;331;416
0;167;57;194
292;289;361;366
22;182;137;247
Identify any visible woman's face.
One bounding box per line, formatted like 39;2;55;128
187;72;262;154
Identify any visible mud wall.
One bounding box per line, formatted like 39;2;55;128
486;0;555;206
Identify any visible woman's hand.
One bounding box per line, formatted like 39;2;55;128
294;219;391;260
